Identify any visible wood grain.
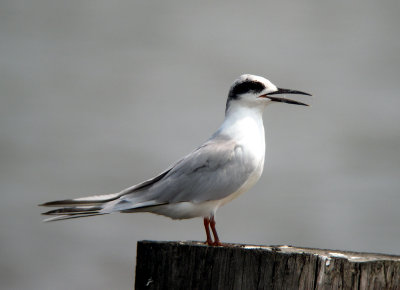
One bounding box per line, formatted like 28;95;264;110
135;241;400;290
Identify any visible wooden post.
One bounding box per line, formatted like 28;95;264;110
135;241;400;290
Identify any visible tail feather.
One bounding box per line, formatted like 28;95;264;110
42;206;103;216
43;213;106;222
39;193;168;222
39;193;120;207
41;204;106;222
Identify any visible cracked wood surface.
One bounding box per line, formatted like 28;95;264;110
135;241;400;290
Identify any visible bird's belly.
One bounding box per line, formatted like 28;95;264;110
149;200;221;220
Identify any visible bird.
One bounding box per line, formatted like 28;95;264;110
40;74;311;246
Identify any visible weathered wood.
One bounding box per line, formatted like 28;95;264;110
135;241;400;290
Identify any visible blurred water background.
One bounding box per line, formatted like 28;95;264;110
1;1;400;289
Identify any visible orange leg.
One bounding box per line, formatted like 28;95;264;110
210;216;221;246
203;217;213;245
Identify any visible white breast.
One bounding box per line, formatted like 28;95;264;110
214;105;266;207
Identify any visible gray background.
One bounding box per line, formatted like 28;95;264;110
1;1;400;289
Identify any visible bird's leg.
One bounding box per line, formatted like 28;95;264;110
210;216;222;246
203;217;213;245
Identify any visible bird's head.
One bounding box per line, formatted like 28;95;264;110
226;74;311;111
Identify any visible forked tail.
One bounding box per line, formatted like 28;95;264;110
40;193;120;222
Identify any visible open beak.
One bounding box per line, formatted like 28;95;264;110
259;88;312;106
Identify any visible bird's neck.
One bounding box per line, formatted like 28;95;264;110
216;103;266;142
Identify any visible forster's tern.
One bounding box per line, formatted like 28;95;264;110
40;74;311;246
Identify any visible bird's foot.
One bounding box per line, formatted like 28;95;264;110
205;240;223;246
211;241;223;246
205;238;213;246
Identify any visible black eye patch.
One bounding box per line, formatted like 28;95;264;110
229;81;265;99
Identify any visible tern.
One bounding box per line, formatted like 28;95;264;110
40;74;311;246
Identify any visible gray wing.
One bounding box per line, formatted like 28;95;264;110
41;136;260;218
118;136;257;206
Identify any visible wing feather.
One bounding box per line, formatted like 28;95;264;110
116;136;257;206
